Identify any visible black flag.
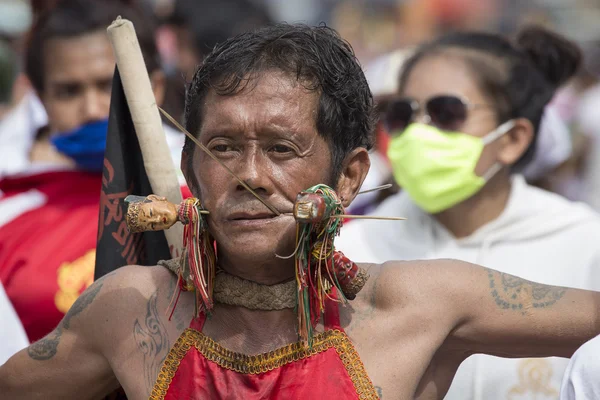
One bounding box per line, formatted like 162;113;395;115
94;67;172;280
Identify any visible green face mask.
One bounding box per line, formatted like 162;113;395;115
386;121;515;213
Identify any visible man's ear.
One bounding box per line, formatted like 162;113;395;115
335;148;371;208
498;117;534;166
181;151;189;182
181;151;197;195
150;70;166;107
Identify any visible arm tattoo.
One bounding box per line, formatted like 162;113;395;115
375;386;383;398
26;329;62;361
133;290;170;392
27;280;105;360
487;269;567;313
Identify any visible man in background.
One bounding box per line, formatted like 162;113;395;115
0;0;175;342
158;0;274;123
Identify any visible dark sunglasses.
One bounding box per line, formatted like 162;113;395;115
383;95;490;134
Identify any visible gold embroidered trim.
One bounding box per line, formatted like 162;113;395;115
149;328;378;400
332;332;379;399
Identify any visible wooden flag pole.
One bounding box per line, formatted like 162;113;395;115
106;17;183;257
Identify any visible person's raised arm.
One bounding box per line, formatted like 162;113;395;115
0;272;122;400
445;259;600;358
381;259;600;359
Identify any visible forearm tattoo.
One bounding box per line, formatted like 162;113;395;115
133;290;169;392
487;269;567;313
27;280;105;360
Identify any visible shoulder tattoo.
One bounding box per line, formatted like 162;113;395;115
28;279;106;360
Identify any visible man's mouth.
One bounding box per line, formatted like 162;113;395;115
228;212;280;221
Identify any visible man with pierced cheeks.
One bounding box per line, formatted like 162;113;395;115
1;24;600;400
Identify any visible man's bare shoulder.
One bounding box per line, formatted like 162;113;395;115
93;264;173;305
77;265;177;340
357;259;479;310
99;264;175;297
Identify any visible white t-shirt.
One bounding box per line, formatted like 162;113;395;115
560;335;600;400
0;282;29;365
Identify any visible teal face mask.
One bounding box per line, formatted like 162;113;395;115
386;120;515;213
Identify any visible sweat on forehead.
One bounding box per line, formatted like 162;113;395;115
198;70;318;135
182;23;376;179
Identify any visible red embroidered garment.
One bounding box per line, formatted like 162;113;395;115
151;288;378;399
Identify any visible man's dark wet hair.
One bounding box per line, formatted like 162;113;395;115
183;23;376;183
25;0;160;94
399;25;581;170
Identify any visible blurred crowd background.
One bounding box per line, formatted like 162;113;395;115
2;0;600;399
1;0;600;206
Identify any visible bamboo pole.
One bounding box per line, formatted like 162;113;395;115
106;17;183;257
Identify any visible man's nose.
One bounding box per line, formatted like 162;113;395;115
82;89;109;122
234;147;272;195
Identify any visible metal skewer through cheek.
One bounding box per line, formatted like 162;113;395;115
159;107;281;216
357;183;392;195
160;107;404;223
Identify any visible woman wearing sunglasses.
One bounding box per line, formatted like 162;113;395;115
337;26;600;399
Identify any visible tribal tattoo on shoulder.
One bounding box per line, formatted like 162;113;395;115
28;279;106;361
133;290;170;392
486;269;567;313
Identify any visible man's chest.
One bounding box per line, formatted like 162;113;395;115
109;320;188;400
112;297;453;400
114;334;458;400
345;308;459;400
114;329;367;399
107;287;192;399
349;333;429;399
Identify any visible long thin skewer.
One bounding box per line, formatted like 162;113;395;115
159;107;281;216
281;212;405;221
331;214;406;221
357;184;392;195
196;211;404;220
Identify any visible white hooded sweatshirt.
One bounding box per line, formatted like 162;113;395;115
0;282;28;365
336;175;600;400
560;334;600;400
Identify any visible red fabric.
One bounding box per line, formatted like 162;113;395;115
165;288;360;399
376;122;390;160
0;171;101;342
166;346;359;400
181;185;193;200
0;170;191;342
323;287;342;330
428;0;470;20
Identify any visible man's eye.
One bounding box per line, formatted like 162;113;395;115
213;144;232;152
98;79;113;94
270;144;293;153
55;85;81;100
